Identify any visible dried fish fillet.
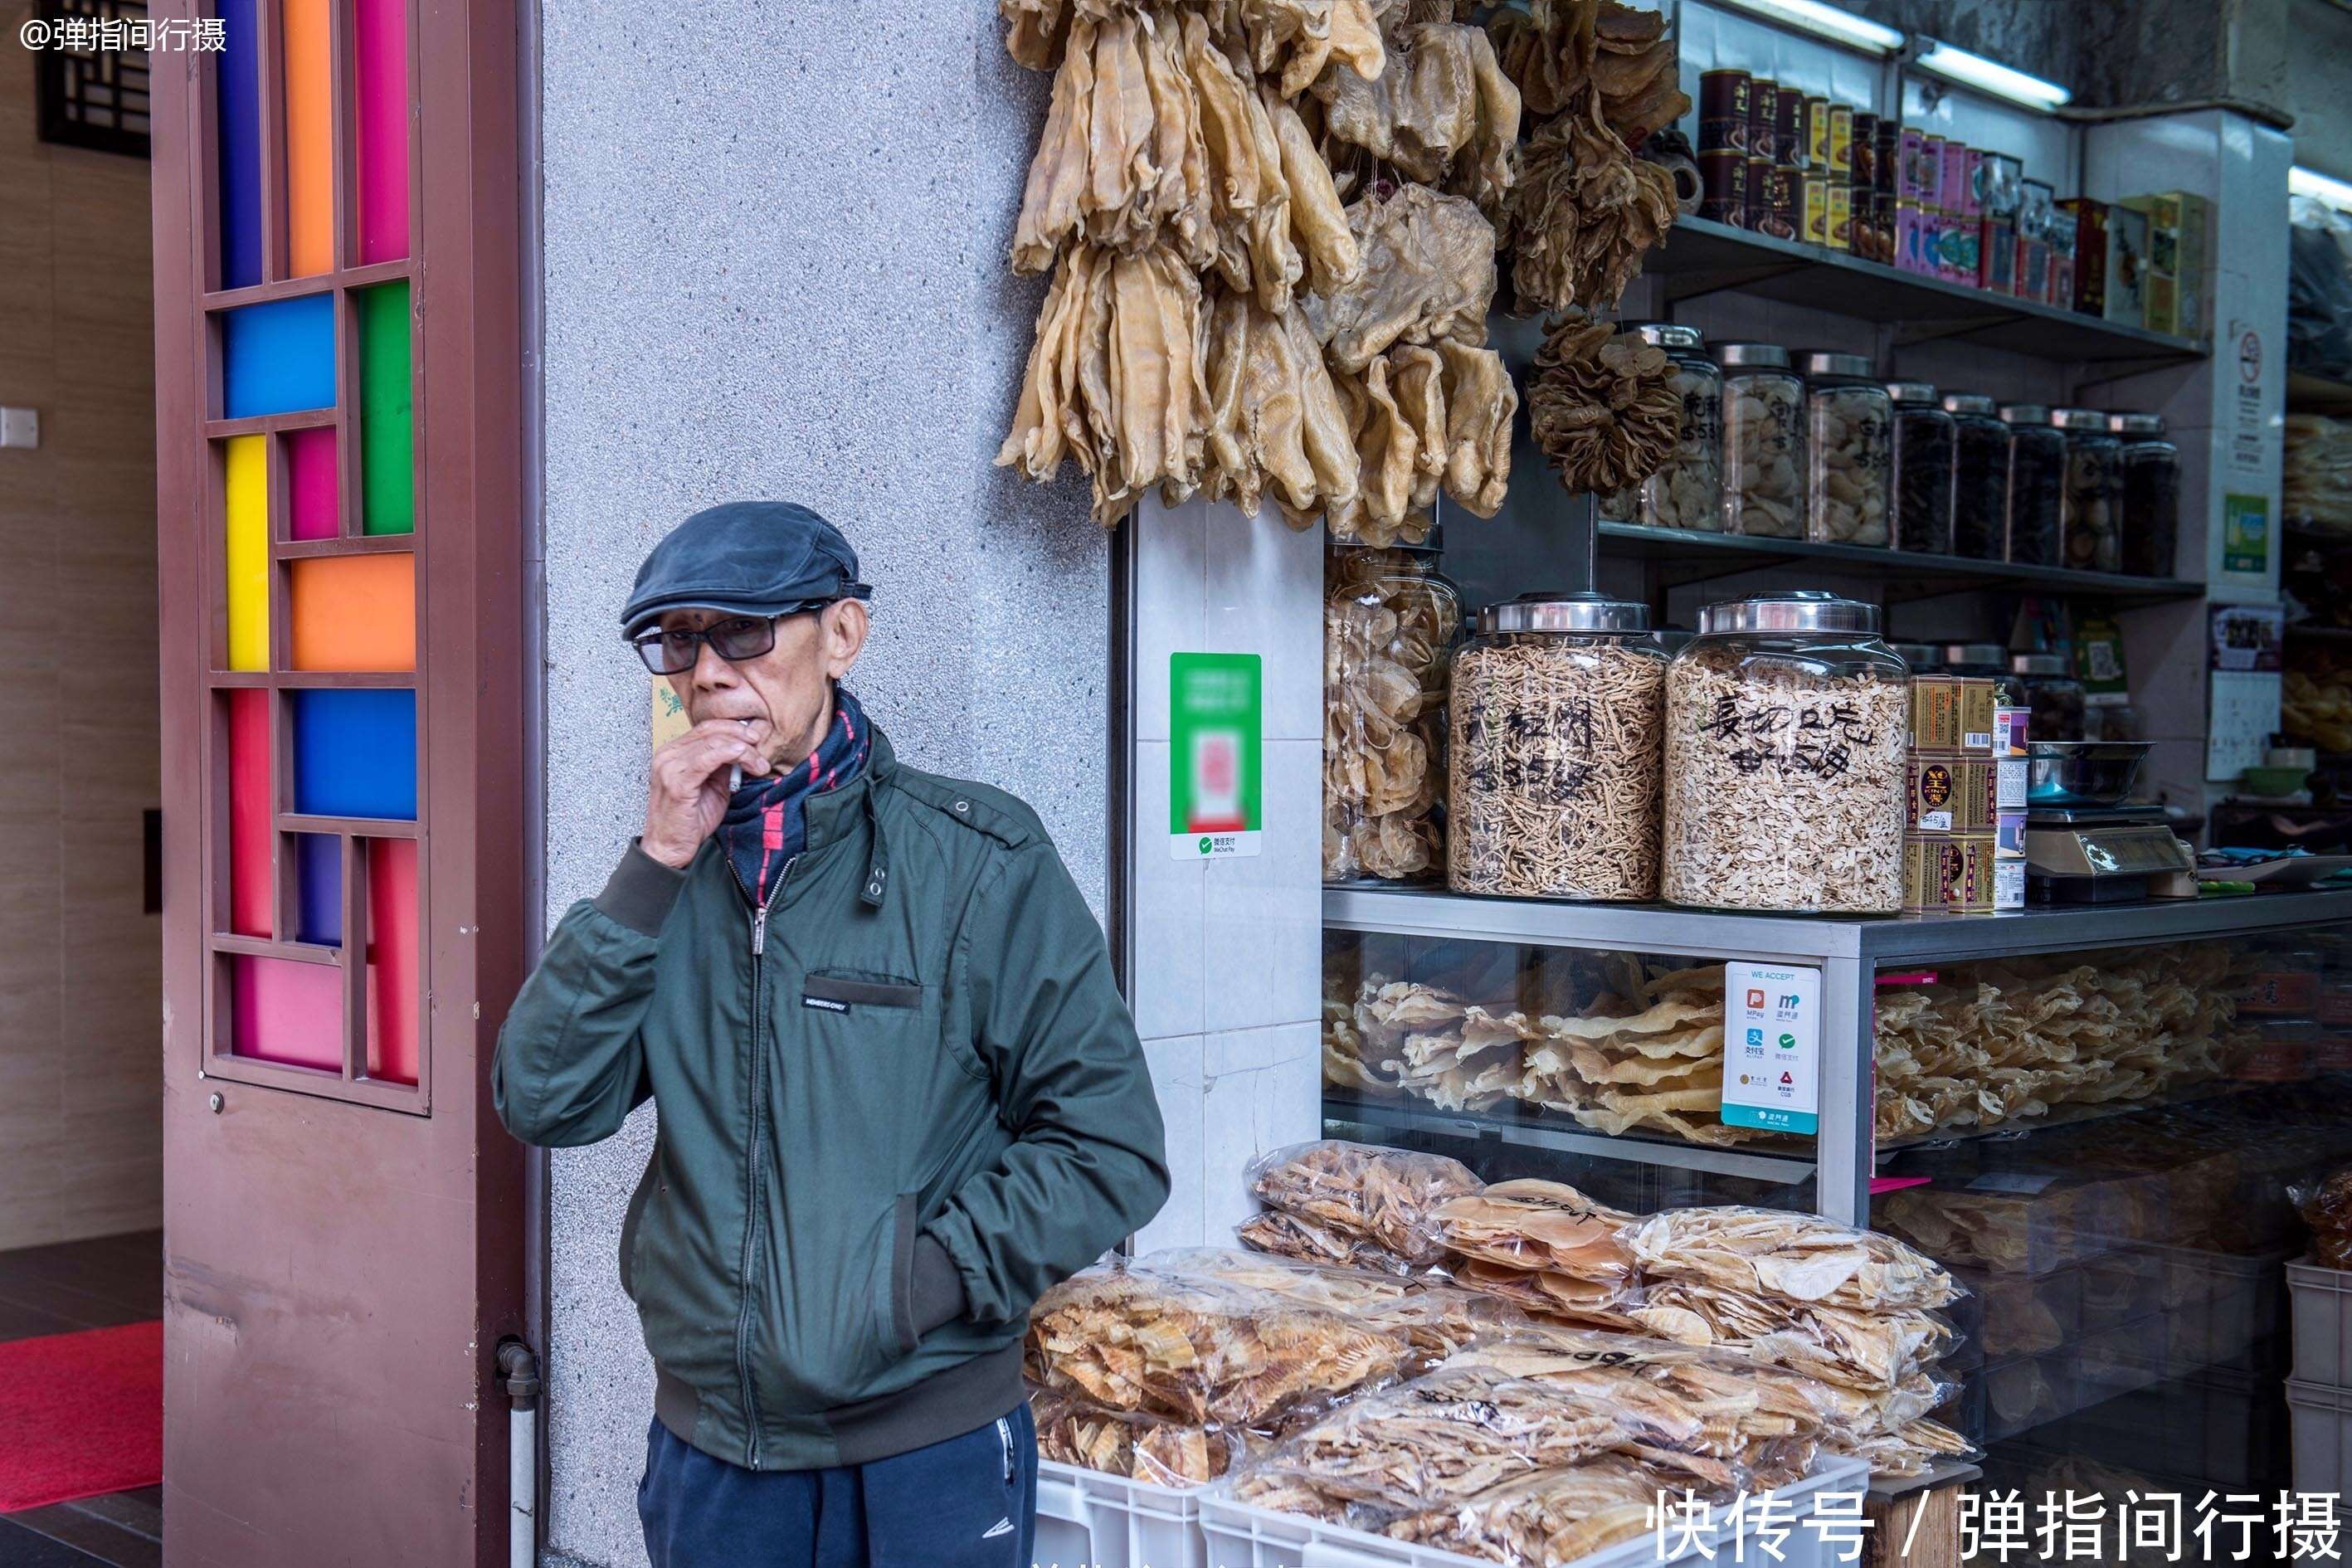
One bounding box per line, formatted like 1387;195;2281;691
1621;1206;1962;1312
1429;1177;1636;1282
1246;1139;1483;1265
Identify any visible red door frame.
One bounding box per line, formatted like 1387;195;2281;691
149;0;527;1558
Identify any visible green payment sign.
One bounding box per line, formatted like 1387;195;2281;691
1170;652;1262;859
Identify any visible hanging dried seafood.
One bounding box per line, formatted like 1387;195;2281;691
1311;22;1522;213
1002;0;1387;92
1510;88;1679;313
1492;0;1687;140
1303;184;1498;374
996;245;1211;525
1527;314;1681;495
1204;288;1361;519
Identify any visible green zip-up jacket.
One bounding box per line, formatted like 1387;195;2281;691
493;727;1168;1471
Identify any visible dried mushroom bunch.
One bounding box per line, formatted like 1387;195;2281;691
1245;1138;1482;1267
1029;1390;1243;1487
1491;0;1688;139
1872;945;2240;1142
1527;314;1682;494
1448;633;1664;899
1311;22;1522;213
1025;1262;1410;1426
1510;90;1680;313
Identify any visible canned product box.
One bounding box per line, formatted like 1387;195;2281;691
2121;190;2209;338
1700;149;1749;226
1744;155;1774;227
1851;113;1877;191
1828;103;1854;177
2056;197;2097;312
1806;96;1831;168
1953;146;1984;221
1937;207;1979;285
1874;120;1899;194
1905;834;1998;913
1804;173;1833;246
1750;78;1781;163
2102;202;2150;329
1997;757;2028;812
1873;191;1897;263
1980;218;2017;294
1700;69;1751;153
1994;704;2029;759
1907;756;1998;833
1997;809;2028;856
1758;163;1799;241
1776;89;1809;168
1899;128;1935;202
1826;183;1853;251
1910;675;1996;753
1896;198;1928;274
1937;138;1970;212
1977;153;2023;220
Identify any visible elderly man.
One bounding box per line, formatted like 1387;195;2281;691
494;500;1168;1568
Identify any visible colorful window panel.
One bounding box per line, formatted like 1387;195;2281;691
204;0;424;1110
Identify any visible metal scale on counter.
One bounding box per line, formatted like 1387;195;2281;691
2023;742;2196;902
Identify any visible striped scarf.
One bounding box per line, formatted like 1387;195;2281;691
719;687;872;903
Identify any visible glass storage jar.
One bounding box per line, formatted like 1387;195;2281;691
1999;404;2065;567
1449;593;1670;901
2056;407;2124;572
1324;543;1460;885
1663;591;1910;913
2111;411;2180;578
1887;380;1955;554
1600;324;1724;532
1715;342;1805;538
1799;351;1892;546
2009;653;2085;742
1942;393;2011;561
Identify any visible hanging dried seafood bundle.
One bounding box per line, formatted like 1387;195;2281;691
1319;338;1517;543
1303;184;1498;374
1311;22;1522;213
1203;288;1361;519
1002;0;1387;92
1527;314;1681;494
1510;89;1679;313
1495;0;1687;137
996;245;1211;525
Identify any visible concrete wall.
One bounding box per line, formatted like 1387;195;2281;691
0;34;162;1253
535;4;1103;1562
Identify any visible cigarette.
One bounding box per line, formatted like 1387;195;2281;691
728;718;750;792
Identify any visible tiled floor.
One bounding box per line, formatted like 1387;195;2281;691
0;1230;163;1568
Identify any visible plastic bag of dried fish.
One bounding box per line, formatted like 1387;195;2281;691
1429;1178;1638;1283
1627;1278;1955;1395
1246;1139;1485;1267
1148;1245;1527;1371
1376;1455;1682;1564
1025;1261;1412;1427
1619;1206;1963;1313
1028;1387;1246;1488
1238;1207;1422;1274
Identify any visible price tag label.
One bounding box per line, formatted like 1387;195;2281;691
1721;962;1821;1135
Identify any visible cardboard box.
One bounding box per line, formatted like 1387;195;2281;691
1905;834;1998;913
1907;756;1999;833
1994;704;2030;760
2102;202;2150;329
1896;198;1927;273
1996;809;2028;856
1994;857;2025;912
1908;676;1998;754
1980;219;2017;294
2057;197;2104;314
2123;191;2210;338
1996;757;2029;811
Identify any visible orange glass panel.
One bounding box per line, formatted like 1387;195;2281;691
227;690;271;937
281;0;333;276
288;553;416;671
364;839;418;1086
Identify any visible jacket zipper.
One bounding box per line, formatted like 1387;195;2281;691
728;852;793;1470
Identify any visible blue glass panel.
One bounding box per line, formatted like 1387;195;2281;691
222;295;336;418
296;834;343;944
291;689;416;820
217;0;263;290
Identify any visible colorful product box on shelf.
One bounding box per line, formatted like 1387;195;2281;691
1807;95;1832;168
1760;163;1799;241
1911;675;1999;753
2102;202;2150;329
1906;755;1998;833
1994;856;2024;910
1947;143;1983;221
1851;112;1877;190
1826;183;1853;252
1699;69;1751;153
1776;89;1809;168
2016;178;2056;301
1904;832;1998;913
1938;209;1979;286
1981;219;2018;294
1700;149;1748;226
2057;197;2102;314
2123;190;2209;338
1829;103;1854;178
1978;153;2024;221
1997;809;2028;856
1804;173;1833;246
1744;154;1774;228
1895;198;1927;273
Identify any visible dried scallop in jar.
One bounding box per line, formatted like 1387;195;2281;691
1800;353;1892;548
1715;343;1804;538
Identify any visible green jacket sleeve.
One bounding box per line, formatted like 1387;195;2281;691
923;839;1171;1323
491;844;684;1147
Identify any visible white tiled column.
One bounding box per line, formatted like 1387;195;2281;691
1127;495;1325;1254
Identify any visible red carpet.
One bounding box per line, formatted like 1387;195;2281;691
0;1321;163;1512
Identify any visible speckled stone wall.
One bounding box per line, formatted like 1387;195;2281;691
534;5;1100;1562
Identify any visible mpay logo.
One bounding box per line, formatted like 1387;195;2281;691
1745;989;1765;1010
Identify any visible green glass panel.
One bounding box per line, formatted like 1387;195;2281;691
358;281;414;536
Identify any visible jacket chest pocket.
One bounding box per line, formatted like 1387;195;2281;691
800;973;925;1013
788;967;989;1089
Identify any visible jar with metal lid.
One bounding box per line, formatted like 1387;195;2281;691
2010;652;2084;743
1324;543;1460;885
2055;407;2124;572
2110;411;2180;577
1999;404;2065;567
1663;592;1909;913
1892;643;1942;672
1942;393;2011;560
1887;381;1955;554
1799;351;1892;546
1715;342;1805;538
1600;324;1724;533
1449;593;1669;900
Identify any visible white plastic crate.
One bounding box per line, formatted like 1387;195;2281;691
1195;1455;1872;1568
1034;1458;1208;1568
2288;1377;2352;1498
2288;1258;2352;1387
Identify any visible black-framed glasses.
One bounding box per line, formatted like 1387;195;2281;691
630;609;816;675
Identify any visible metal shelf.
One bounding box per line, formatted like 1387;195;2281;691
1648;217;2208;368
1325;885;2352;965
1323;1093;1817;1186
1596;522;2205;606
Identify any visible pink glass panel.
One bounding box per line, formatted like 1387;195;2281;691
365;838;418;1086
285;426;338;540
353;0;410;264
227;689;271;937
229;954;341;1071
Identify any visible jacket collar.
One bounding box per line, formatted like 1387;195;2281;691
802;728;894;908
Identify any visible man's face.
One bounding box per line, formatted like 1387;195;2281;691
659;601;869;767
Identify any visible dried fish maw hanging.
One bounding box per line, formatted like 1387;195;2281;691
1265;87;1361;293
1492;0;1600;118
1202;288;1360;519
1510;88;1678;312
1312;22;1522;213
1303;185;1497;373
1434;339;1516;516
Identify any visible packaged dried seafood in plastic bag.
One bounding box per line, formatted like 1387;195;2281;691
1246;1139;1484;1266
1238;1206;1421;1274
1025;1261;1411;1426
1028;1388;1245;1487
1380;1456;1676;1564
1825;1417;1975;1481
1630;1278;1954;1394
1448;1257;1644;1329
1429;1177;1637;1283
1620;1205;1961;1312
1152;1245;1527;1368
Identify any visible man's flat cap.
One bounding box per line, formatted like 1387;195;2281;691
621;500;871;636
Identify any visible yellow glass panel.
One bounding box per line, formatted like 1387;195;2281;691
225;435;270;671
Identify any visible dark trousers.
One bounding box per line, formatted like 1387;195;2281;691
637;1404;1037;1568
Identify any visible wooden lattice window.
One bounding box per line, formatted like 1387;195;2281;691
34;0;152;157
